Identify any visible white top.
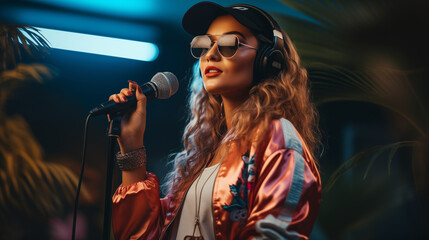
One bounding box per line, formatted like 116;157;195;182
170;163;221;240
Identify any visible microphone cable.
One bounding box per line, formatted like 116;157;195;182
71;112;93;240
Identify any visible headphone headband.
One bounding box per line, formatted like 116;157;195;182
237;5;285;82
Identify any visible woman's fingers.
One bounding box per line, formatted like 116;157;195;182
109;88;132;103
128;80;147;113
109;94;121;103
106;80;147;153
128;80;137;91
108;80;147;113
120;88;133;97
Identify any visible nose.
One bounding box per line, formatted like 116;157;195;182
204;42;221;62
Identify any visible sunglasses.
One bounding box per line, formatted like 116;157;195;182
190;34;257;59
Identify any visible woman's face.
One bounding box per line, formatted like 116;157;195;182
199;15;258;99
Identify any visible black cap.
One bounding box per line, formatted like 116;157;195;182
182;1;280;44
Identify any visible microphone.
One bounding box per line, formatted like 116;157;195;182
89;72;179;116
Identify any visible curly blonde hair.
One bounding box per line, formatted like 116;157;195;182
163;31;320;196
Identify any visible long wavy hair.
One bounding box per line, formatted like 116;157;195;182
162;30;321;197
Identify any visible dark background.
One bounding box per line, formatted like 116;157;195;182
1;0;428;239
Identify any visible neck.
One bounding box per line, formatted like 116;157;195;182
221;92;249;130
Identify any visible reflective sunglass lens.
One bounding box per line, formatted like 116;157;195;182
217;35;238;58
191;35;211;58
191;47;208;59
190;35;240;59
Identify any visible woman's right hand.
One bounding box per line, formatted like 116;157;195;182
109;80;147;154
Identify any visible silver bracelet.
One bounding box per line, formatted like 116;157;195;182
115;147;147;171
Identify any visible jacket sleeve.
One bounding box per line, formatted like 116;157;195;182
240;119;322;240
112;172;166;240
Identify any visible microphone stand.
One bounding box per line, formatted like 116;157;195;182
102;114;121;240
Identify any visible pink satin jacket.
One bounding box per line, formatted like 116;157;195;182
112;118;321;240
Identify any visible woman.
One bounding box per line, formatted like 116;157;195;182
110;2;321;239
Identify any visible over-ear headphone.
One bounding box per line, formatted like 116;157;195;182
238;5;286;82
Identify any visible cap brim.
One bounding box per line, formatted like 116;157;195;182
182;1;229;36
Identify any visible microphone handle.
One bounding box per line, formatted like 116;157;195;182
90;82;158;116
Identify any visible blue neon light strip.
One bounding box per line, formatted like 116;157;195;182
36;27;159;62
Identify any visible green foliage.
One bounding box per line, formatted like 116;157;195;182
0;24;87;221
324;141;418;193
276;0;427;188
0;24;50;71
0;63;52;111
0;115;81;219
275;0;428;238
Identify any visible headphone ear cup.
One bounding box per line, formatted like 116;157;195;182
253;44;270;82
253;44;284;82
266;49;284;78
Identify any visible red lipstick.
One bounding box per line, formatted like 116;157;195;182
205;66;223;77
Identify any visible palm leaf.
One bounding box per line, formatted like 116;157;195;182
0;23;50;71
0;24;86;220
0;115;90;219
0;63;54;111
308;64;426;136
323;141;418;193
273;1;428;197
276;0;428;122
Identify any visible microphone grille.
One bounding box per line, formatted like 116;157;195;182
150;72;179;99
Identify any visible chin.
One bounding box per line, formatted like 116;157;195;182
203;85;225;95
202;78;252;96
202;79;221;92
